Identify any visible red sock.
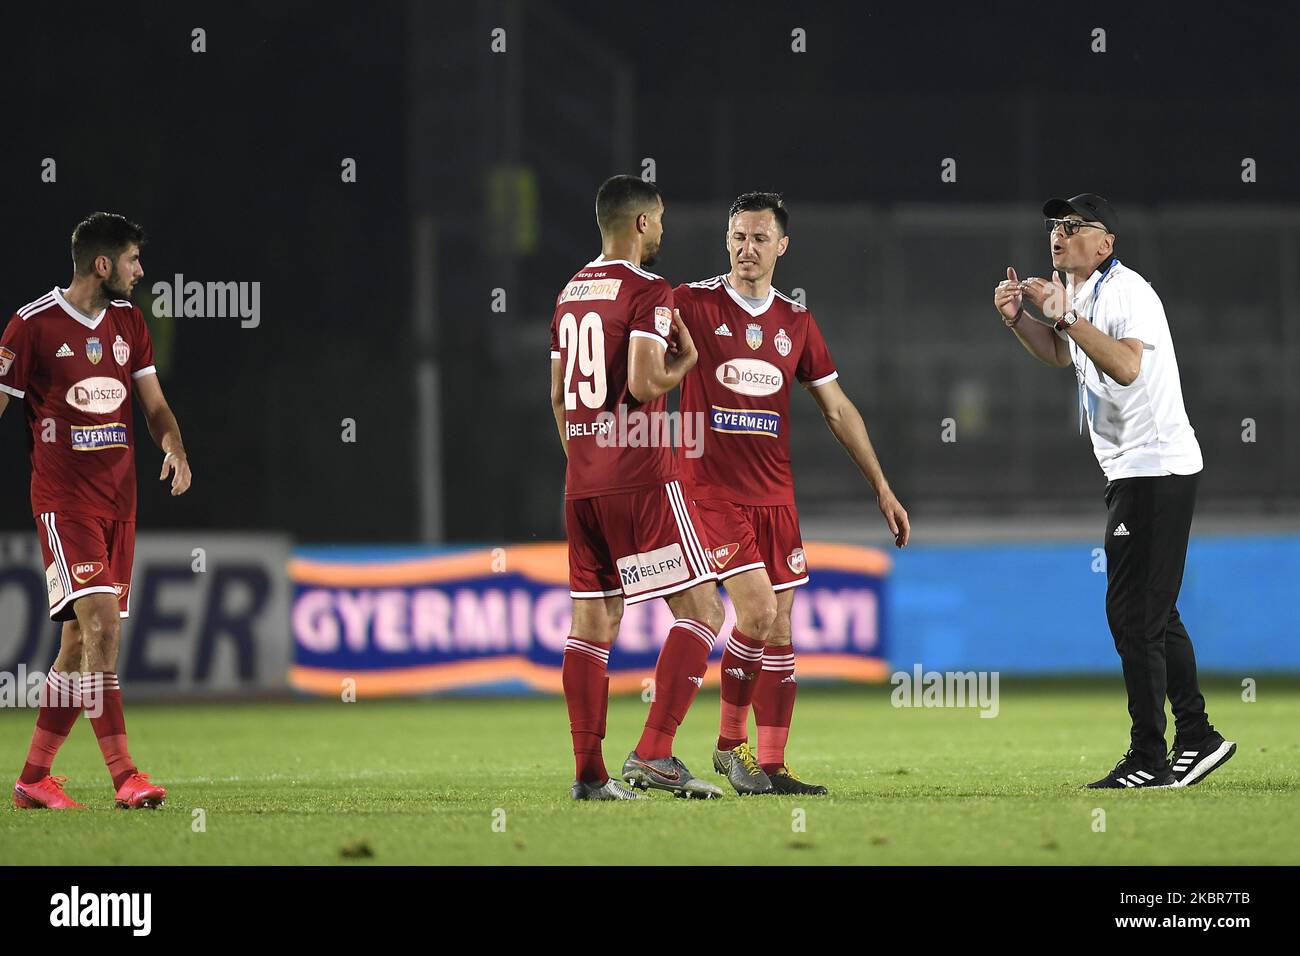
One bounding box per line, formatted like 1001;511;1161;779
19;669;83;784
563;638;611;784
717;628;764;751
636;618;715;759
754;643;797;774
82;672;137;790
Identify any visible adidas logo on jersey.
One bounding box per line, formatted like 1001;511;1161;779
55;343;74;358
714;324;732;336
688;675;704;687
1113;523;1130;537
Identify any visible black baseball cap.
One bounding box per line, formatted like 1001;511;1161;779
1043;193;1118;235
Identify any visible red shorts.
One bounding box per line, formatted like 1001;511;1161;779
35;512;135;622
692;499;809;591
566;479;717;605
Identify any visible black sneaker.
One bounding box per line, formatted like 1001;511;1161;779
766;765;828;796
712;742;774;795
1084;751;1175;789
1169;732;1237;788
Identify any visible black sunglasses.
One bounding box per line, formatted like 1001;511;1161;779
1045;218;1108;237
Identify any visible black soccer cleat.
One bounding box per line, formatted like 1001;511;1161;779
766;765;828;796
1169;732;1237;788
712;742;773;795
1084;750;1175;789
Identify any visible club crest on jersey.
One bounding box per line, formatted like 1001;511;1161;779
0;346;14;376
709;543;740;570
745;323;763;351
654;307;672;337
787;548;807;575
71;561;105;585
85;337;103;365
113;335;130;366
774;328;792;357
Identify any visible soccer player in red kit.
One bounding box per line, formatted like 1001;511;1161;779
550;175;726;800
675;193;910;795
2;213;192;810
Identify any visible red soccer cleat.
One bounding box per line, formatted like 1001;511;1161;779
114;772;166;810
13;775;86;809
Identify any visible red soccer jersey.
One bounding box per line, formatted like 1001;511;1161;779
0;288;157;521
550;257;679;499
675;276;838;505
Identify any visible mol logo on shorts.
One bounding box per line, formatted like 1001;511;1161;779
709;543;739;570
616;543;689;597
787;548;807;575
71;561;105;585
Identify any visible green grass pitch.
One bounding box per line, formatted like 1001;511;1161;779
1;679;1297;865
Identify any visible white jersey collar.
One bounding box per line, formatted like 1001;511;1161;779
52;287;106;330
722;276;774;317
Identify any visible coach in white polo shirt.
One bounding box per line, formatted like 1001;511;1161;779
992;193;1235;789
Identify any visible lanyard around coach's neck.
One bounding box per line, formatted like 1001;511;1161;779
1076;257;1122;434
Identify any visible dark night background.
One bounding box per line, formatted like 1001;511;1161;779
3;1;1297;545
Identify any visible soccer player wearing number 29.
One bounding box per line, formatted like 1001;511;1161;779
675;193;911;796
3;213;192;810
550;176;726;800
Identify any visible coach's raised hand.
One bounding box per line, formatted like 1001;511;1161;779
1019;271;1070;321
994;266;1023;325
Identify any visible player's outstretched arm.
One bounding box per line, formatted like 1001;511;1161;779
134;373;192;497
550;358;569;458
0;391;8;420
627;309;697;404
808;378;910;548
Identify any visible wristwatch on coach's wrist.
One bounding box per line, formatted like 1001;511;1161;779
1054;309;1079;332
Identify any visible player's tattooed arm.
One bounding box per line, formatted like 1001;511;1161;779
135;373;192;496
808;378;911;548
550;358;569;458
627;309;697;403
